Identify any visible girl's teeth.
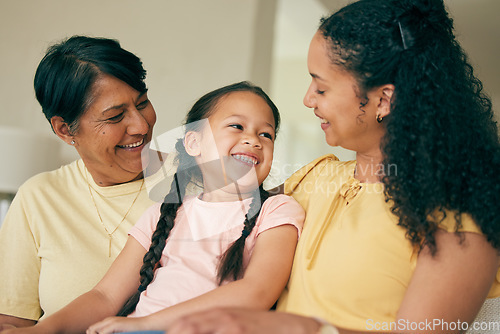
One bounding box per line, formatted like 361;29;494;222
320;118;329;124
232;154;258;165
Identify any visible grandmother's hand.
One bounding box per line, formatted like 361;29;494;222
167;308;321;334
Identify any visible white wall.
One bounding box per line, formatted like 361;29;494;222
0;0;497;191
0;0;276;165
269;0;355;187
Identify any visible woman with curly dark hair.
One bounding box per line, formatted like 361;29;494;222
164;0;500;333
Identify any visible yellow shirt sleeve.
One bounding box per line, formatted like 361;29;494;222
284;154;339;210
435;211;500;297
0;189;43;320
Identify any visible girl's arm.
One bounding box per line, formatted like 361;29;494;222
87;224;299;334
1;237;146;334
164;230;499;334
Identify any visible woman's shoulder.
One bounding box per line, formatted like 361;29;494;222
295;154;355;176
434;210;482;234
285;154;355;191
304;154;341;168
18;159;82;193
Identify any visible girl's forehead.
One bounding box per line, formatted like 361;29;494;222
209;92;274;124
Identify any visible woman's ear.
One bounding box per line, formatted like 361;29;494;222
377;84;395;119
50;116;75;145
184;131;201;157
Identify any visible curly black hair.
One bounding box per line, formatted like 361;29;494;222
319;0;500;253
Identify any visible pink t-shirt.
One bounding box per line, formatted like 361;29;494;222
128;194;304;317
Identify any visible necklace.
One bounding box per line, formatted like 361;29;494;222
86;171;145;257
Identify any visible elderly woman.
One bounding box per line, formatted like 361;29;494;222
164;0;500;333
0;36;160;328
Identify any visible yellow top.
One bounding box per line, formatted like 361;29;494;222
277;154;500;330
0;159;156;320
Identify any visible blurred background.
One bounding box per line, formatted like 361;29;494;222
0;0;498;223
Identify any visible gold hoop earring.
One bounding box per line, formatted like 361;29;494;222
376;115;383;123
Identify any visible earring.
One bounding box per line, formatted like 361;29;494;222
376;115;383;123
70;140;75;145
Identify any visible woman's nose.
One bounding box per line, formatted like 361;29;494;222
303;84;316;108
126;110;150;135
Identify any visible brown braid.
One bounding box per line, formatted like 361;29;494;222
217;185;270;285
117;140;198;316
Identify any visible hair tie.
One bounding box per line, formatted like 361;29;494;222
241;229;250;238
138;284;147;292
174;173;182;203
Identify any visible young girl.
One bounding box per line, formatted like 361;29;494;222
5;81;304;334
159;1;500;333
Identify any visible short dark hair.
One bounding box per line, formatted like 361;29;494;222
34;35;147;133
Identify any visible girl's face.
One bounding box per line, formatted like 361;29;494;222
303;31;385;154
72;74;156;186
194;91;276;200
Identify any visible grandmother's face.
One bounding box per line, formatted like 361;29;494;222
73;74;156;186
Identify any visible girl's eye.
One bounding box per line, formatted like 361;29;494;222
229;124;243;130
260;132;274;140
316;89;325;95
137;99;149;110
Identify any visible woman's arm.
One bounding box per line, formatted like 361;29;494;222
167;308;366;334
164;230;499;334
0;315;36;330
396;230;499;333
87;224;299;334
1;237;146;334
0;192;44;325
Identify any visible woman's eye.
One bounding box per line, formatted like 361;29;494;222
137;99;149;110
316;89;325;95
107;113;124;122
229;124;243;130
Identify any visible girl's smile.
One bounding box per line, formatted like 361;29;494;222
231;153;260;166
190;91;276;202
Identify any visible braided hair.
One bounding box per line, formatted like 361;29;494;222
319;0;500;253
118;81;280;316
217;185;270;284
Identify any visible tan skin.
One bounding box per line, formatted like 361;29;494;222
157;31;500;334
0;74;157;330
0;318;35;331
53;74;157;186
